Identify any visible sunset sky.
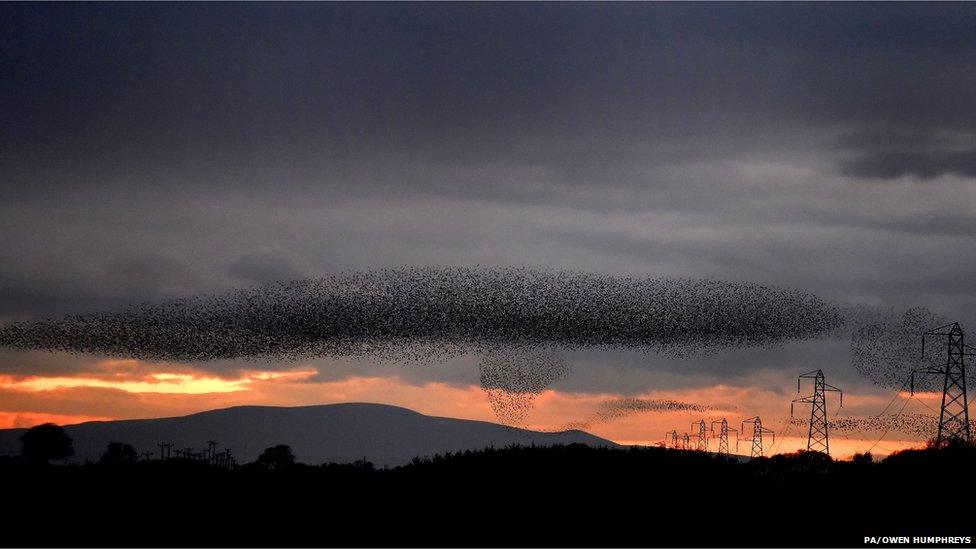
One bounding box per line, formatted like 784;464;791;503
2;3;975;458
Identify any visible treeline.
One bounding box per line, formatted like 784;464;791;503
0;428;973;547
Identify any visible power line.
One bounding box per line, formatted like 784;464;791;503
866;395;912;454
768;414;793;455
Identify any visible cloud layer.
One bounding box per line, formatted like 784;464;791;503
1;3;975;406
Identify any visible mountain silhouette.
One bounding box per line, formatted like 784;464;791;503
0;403;616;466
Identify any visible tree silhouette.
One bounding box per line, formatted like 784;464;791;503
256;444;296;470
20;423;74;462
98;442;138;465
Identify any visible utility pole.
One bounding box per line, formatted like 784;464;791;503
913;322;974;447
710;418;737;456
740;416;775;458
792;370;843;455
158;443;173;460
692;420;707;451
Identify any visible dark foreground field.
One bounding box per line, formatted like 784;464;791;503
1;444;973;548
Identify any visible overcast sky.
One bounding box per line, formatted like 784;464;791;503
1;3;975;440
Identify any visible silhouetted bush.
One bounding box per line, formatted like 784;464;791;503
98;442;138;465
255;444;296;470
19;423;74;463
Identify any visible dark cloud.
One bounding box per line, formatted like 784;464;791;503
842;148;976;180
112;253;187;282
3;3;975;194
0;350;109;378
1;3;975;396
227;251;304;286
0;386;155;417
836;127;976;180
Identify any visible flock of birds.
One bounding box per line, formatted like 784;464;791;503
0;266;965;435
850;306;958;392
788;413;976;439
0;267;848;360
557;398;714;431
0;267;847;425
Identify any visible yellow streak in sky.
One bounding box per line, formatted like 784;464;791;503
0;370;316;394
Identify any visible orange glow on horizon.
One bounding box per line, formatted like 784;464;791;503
0;360;940;459
0;412;113;429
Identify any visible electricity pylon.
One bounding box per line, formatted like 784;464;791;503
665;430;679;449
791;369;843;455
692;420;707;451
739;416;775;458
711;418;737;456
912;322;974;447
682;432;691;450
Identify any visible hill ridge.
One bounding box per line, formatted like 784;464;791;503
0;402;616;466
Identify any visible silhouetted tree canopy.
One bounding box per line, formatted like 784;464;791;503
99;442;137;465
1;441;975;547
20;423;74;462
256;444;296;470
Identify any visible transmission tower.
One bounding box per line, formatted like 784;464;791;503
739;416;775;458
791;369;843;455
710;418;737;455
665;430;679;449
912;322;974;447
682;432;691;450
692;420;707;451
